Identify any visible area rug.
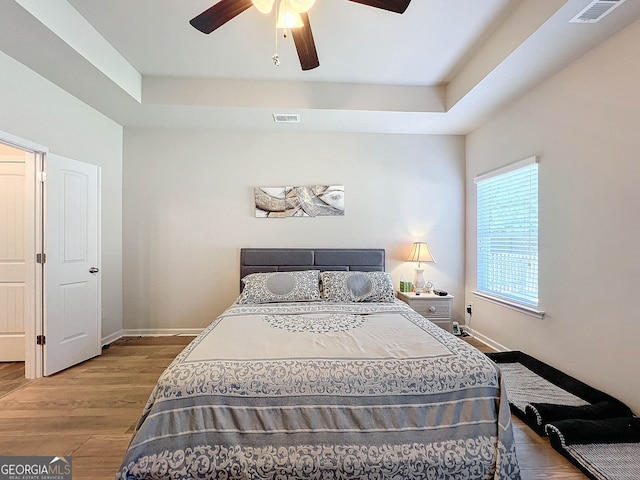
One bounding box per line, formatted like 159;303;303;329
487;351;638;480
546;417;640;480
486;351;631;435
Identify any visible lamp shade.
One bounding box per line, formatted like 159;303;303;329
277;0;304;28
406;242;436;264
288;0;315;13
252;0;275;14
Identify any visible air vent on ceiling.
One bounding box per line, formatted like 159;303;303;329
273;114;300;123
570;0;627;23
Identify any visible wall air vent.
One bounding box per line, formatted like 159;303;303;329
570;0;627;23
273;114;300;123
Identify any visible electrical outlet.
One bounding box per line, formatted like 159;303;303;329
465;303;473;320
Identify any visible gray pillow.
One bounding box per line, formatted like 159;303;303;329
320;271;395;302
237;270;321;304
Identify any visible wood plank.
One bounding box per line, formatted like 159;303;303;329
0;361;31;397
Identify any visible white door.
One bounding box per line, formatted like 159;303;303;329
0;154;26;361
44;154;101;375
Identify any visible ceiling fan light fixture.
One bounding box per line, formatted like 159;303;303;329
276;0;304;28
251;0;275;14
288;0;315;13
190;0;412;72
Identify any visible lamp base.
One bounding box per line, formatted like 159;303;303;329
413;269;425;292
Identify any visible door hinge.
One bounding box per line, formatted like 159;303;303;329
36;253;46;264
38;171;46;183
36;335;46;346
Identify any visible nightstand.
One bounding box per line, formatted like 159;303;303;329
396;291;454;332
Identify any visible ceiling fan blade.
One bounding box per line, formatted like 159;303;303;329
292;13;319;71
190;0;254;34
348;0;411;14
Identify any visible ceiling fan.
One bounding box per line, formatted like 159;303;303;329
190;0;412;71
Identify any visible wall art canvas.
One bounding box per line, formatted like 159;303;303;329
255;185;344;218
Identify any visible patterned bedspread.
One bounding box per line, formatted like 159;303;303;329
117;300;520;479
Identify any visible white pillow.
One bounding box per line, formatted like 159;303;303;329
237;270;321;304
320;271;395;302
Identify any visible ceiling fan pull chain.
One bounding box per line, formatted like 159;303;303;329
273;0;280;66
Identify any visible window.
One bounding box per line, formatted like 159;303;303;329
475;157;541;314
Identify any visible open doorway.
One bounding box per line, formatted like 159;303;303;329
0;142;27;361
0;142;31;395
0;139;40;387
0;130;102;384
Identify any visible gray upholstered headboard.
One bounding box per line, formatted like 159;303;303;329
240;248;386;291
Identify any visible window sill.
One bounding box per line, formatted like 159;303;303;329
472;291;545;319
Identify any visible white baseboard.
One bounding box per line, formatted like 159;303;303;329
123;328;202;337
469;329;511;352
102;328;202;346
103;326;511;352
101;329;124;347
0;333;25;361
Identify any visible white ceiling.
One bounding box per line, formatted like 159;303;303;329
1;0;640;134
66;0;511;85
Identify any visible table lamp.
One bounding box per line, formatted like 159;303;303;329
406;242;436;292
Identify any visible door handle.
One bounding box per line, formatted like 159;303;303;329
89;267;100;274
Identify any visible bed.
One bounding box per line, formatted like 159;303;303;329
117;248;520;480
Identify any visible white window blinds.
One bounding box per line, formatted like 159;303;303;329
475;157;539;307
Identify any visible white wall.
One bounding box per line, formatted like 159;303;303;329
0;51;123;341
465;19;640;413
123;130;465;331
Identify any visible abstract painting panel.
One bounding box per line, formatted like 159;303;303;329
255;185;344;218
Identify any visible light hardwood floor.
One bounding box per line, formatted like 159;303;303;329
0;336;587;480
